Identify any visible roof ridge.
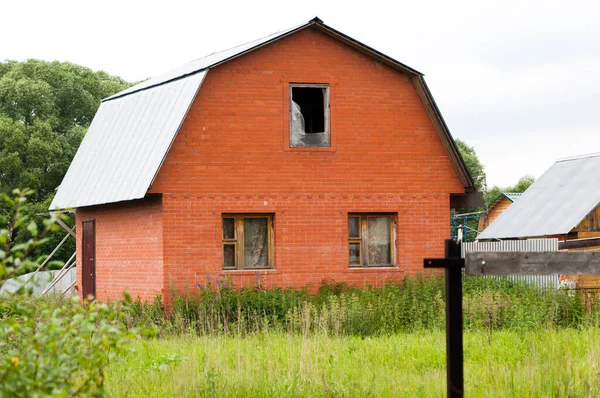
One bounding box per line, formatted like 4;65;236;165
556;152;600;162
102;20;311;102
103;17;424;103
187;22;307;65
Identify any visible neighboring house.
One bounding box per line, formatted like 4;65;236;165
50;17;479;301
477;192;522;233
478;153;600;288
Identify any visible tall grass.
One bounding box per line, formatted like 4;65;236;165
122;275;600;337
106;329;600;397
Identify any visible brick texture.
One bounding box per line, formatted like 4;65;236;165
77;27;465;300
76;196;163;301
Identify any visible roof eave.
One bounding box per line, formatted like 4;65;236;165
313;22;423;76
412;75;476;192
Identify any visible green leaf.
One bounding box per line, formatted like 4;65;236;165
26;221;38;237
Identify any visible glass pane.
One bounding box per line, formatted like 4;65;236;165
223;218;235;240
367;217;391;265
223;244;235;268
348;216;360;238
244;218;269;268
349;243;361;265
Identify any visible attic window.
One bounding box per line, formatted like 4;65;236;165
290;84;330;147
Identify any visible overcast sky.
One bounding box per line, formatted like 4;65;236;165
2;0;599;188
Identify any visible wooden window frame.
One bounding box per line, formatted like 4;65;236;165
289;83;330;148
222;214;274;270
348;214;396;268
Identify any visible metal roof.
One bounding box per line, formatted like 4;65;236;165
503;192;522;202
487;192;522;210
51;17;475;210
478;153;600;239
50;71;206;209
105;22;307;101
105;17;423;102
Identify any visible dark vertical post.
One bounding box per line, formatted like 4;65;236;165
445;239;463;397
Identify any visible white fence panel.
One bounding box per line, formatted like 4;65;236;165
0;269;77;296
463;239;559;289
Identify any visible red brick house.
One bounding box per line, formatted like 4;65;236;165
51;18;480;301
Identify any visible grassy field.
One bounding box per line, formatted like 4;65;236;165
106;328;600;397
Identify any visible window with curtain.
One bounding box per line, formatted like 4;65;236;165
222;214;273;269
348;214;395;267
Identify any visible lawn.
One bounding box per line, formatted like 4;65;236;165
106;328;600;397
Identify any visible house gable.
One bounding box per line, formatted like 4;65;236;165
51;18;477;211
148;27;466;197
573;203;600;237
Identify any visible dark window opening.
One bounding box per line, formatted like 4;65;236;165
290;84;329;147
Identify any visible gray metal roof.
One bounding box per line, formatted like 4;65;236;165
50;71;207;209
105;22;307;101
479;153;600;239
105;17;424;102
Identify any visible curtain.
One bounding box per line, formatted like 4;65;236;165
367;217;390;265
244;218;268;267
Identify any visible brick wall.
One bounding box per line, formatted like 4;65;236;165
144;27;464;293
76;196;163;301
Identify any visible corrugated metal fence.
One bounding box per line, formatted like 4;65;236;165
0;269;76;296
463;239;560;289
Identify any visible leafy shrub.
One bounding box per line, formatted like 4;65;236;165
122;273;600;338
0;295;136;397
0;190;138;397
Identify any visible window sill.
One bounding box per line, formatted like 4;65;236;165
284;146;337;153
346;266;401;271
221;269;277;275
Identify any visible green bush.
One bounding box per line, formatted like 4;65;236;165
0;295;136;397
123;273;600;338
0;190;138;397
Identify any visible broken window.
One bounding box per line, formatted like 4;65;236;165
222;214;274;269
290;84;330;147
348;214;395;267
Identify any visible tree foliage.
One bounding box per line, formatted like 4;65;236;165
453;139;536;239
0;60;129;200
486;175;535;206
455;139;485;193
0;190;136;397
0;60;130;264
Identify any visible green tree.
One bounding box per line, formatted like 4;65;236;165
453;139;487;240
0;60;130;264
486;175;535;206
0;60;130;200
456;139;485;193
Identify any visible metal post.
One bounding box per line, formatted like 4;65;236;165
445;239;463;397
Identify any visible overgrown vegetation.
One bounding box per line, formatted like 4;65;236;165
105;278;600;396
106;329;600;397
0;190;136;397
0;295;136;397
120;276;599;338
